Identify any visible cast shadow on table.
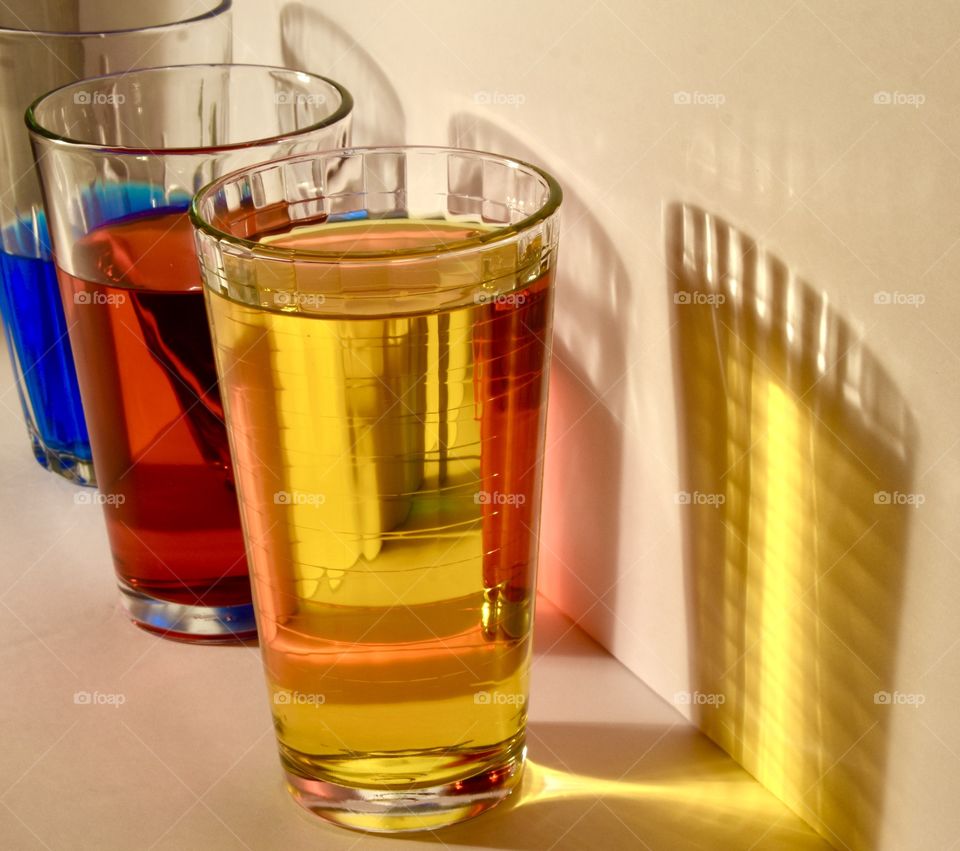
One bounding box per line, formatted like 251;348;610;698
280;3;406;146
449;112;630;650
398;722;829;850
667;204;916;851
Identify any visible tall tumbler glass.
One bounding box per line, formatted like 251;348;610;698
191;147;562;830
0;0;232;485
28;65;352;641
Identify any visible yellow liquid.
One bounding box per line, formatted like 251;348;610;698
206;219;554;790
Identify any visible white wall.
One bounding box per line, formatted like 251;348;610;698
232;2;960;848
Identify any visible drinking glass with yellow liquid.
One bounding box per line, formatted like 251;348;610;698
190;147;561;832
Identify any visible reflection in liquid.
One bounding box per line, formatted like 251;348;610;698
668;204;915;850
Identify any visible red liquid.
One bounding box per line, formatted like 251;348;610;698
59;210;249;608
476;272;552;627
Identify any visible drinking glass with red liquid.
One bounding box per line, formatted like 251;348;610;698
27;65;352;640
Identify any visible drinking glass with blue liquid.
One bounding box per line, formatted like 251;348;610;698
0;0;232;484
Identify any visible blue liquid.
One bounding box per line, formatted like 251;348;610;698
0;219;91;480
0;187;188;483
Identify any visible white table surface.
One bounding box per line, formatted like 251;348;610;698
0;345;830;851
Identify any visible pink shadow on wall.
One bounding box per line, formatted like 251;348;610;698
450;112;633;655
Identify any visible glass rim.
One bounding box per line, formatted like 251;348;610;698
25;63;353;156
189;145;563;263
0;0;231;37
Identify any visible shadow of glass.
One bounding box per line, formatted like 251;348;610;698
398;722;831;849
279;3;405;145
448;112;630;650
667;203;916;851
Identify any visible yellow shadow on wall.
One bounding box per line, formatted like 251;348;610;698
400;722;831;849
667;204;915;851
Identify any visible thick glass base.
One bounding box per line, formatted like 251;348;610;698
282;744;526;833
30;430;95;487
118;578;257;643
